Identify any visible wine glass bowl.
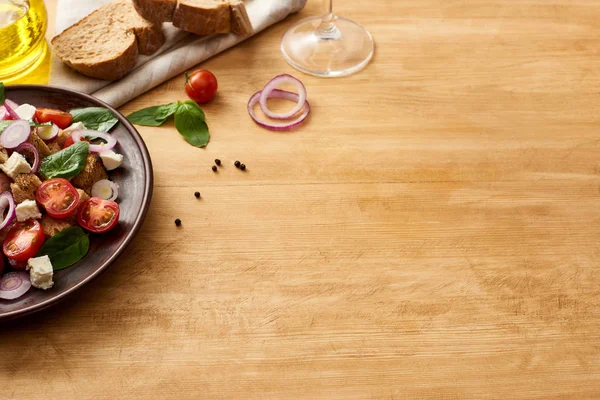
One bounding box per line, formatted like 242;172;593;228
281;1;374;77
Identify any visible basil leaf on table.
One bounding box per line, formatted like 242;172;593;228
126;103;178;127
37;227;90;270
0;82;4;105
70;107;118;132
39;141;90;180
128;100;210;148
174;101;209;148
154;103;179;122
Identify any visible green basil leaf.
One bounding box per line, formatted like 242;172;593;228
174;101;209;148
127;103;178;127
71;107;118;132
0;82;5;105
39;141;90;180
37;227;90;270
127;106;164;126
154;103;179;122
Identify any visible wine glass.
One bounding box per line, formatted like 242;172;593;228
281;0;374;77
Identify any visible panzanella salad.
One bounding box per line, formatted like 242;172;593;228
0;83;124;301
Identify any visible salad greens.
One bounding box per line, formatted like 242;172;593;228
127;100;210;148
0;82;5;105
71;107;118;132
37;227;90;270
39;141;90;180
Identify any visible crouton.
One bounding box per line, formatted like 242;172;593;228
0;172;10;192
41;214;74;237
47;141;62;154
72;154;108;195
56;122;85;148
27;129;52;159
0;146;8;164
10;174;42;204
76;188;90;205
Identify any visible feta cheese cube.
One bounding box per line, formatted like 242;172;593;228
15;200;41;222
27;256;54;290
15;104;36;120
99;150;124;171
61;122;85;135
0;152;31;179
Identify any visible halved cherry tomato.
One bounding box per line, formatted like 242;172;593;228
63;136;91;149
3;220;45;262
185;70;218;104
7;257;26;271
35;108;73;129
36;178;80;219
77;197;120;233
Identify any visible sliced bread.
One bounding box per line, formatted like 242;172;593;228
51;0;165;81
133;0;252;36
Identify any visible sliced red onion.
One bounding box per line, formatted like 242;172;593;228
3;99;20;120
258;74;307;120
0;120;30;149
36;123;59;141
0;191;16;231
0;271;31;300
72;129;117;153
0;106;10;121
248;89;310;131
92;179;119;201
14;142;40;173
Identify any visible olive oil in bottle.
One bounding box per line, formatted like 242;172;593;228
0;0;47;82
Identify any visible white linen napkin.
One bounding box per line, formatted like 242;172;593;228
50;0;306;107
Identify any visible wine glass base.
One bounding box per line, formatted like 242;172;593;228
281;16;374;78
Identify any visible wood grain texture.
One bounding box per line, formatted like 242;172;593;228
2;0;600;398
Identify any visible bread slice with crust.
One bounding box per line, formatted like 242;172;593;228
133;0;252;36
51;0;165;81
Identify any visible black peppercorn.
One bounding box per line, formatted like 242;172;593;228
234;161;241;168
194;192;201;198
215;159;221;166
212;165;217;172
240;164;246;171
175;219;182;227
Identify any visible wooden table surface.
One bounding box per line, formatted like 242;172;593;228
3;0;600;398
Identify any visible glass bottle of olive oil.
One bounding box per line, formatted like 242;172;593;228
0;0;47;82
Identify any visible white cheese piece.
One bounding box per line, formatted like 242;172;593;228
15;200;41;222
99;150;124;171
0;152;31;179
27;255;54;290
61;121;85;135
15;104;36;120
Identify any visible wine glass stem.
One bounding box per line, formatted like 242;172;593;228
316;0;340;39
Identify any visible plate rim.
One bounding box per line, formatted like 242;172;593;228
0;84;153;321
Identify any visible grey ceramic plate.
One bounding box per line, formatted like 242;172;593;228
0;85;153;321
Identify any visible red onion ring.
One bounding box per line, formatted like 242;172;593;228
14;142;40;173
0;271;31;300
0;191;16;231
248;89;310;131
36;124;59;142
72;129;117;153
0;120;30;149
3;99;20;120
259;74;307;120
0;106;10;121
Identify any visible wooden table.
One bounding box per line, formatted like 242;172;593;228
2;0;600;398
